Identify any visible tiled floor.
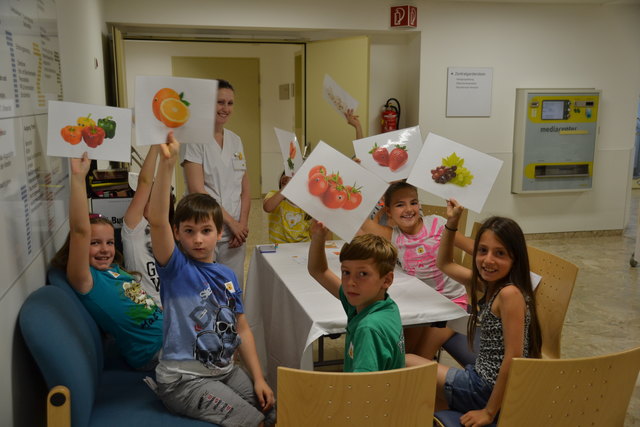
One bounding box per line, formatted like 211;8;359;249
243;190;640;425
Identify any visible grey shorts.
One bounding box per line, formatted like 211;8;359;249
444;364;493;413
157;366;275;427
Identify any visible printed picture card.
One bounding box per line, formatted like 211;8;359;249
46;101;132;162
134;76;217;146
407;132;503;213
281;141;389;242
323;74;358;118
353;126;423;182
274;127;303;176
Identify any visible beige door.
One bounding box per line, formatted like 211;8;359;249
171;57;261;199
306;36;369;157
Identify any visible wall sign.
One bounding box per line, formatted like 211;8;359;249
446;67;493;117
390;5;417;28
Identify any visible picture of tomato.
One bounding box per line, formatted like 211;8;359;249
308;165;327;179
343;185;362;210
308;173;329;196
322;185;347;209
82;125;106;148
60;125;82;145
326;172;343;188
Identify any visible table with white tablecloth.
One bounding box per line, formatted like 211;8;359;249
244;241;469;387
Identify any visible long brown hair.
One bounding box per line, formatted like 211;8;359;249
50;216;124;271
467;216;542;358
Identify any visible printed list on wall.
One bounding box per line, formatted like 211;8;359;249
0;0;69;296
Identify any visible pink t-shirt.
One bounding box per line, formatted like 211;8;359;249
392;215;467;303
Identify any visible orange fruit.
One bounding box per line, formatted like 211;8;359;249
152;88;179;122
159;98;190;128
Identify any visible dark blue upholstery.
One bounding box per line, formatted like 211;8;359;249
434;410;497;427
442;330;480;367
19;283;214;427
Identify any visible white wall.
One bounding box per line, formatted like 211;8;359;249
123;40;301;194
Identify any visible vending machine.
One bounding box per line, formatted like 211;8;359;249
512;88;601;193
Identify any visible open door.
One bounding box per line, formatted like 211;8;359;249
306;36;369;157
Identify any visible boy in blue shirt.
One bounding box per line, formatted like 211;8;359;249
307;221;405;372
148;132;275;426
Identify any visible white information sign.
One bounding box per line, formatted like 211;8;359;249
446;67;493;117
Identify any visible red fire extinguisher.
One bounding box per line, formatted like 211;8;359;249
381;98;401;133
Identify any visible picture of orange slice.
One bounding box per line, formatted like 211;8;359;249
159;98;190;128
152;88;180;122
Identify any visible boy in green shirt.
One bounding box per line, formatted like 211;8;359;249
307;221;405;372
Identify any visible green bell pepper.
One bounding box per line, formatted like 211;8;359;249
97;116;116;139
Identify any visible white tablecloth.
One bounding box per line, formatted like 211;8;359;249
244;241;469;387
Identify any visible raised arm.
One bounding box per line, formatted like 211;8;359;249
263;176;290;213
182;160;207;194
66;153;94;293
436;198;472;286
148;132;179;266
123;145;159;229
307;220;341;299
345;108;363;140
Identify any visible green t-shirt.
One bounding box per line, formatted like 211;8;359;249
340;287;405;372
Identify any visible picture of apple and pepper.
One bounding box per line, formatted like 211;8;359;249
60;114;116;148
307;165;362;210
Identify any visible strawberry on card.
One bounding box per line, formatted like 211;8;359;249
407;132;503;213
353;126;423;182
274;127;303;176
281;141;388;242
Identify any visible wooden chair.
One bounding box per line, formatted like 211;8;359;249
421;204;468;264
277;363;437;426
528;245;579;359
434;346;640;427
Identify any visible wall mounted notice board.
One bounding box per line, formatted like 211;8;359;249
0;0;68;298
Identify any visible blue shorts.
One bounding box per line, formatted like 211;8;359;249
444;364;493;413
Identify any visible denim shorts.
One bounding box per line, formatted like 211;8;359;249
444;364;493;413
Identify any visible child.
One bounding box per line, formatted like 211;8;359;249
50;152;163;370
121;144;170;309
307;220;405;372
148;132;275;427
432;198;542;426
262;172;311;244
360;181;474;360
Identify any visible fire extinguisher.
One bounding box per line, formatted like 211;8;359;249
381;98;401;133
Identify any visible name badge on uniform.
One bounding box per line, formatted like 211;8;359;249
224;281;236;293
232;152;246;171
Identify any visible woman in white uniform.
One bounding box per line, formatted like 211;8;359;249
181;80;250;285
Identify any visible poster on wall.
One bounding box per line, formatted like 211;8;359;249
134;76;217;146
407;132;503;213
446;67;493;117
281;141;388;242
46;101;133;162
0;0;69;297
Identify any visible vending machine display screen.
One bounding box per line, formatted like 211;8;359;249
541;100;569;120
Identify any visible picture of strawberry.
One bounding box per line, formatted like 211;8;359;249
388;145;408;172
369;143;389;167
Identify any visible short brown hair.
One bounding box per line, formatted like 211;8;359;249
340;234;397;276
174;193;223;232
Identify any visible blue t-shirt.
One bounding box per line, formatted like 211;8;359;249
77;265;163;369
157;247;244;373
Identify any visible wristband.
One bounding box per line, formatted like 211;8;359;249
444;224;458;232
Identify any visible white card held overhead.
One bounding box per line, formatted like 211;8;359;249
134;76;217;146
353;126;423;182
281;141;388;243
323;74;358;117
407;132;503;213
274;127;303;176
46;101;132;162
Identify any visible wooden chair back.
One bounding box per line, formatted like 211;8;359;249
277;363;437;427
498;347;640;427
527;245;579;359
421;204;467;264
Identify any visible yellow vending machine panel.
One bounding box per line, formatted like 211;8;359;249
512;89;600;193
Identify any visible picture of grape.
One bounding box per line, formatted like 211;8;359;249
431;165;457;184
431;153;474;187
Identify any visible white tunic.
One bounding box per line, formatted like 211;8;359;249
121;217;162;309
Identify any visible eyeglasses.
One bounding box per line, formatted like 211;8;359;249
215;321;237;334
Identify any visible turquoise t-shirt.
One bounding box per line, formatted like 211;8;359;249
76;265;163;369
340;287;405;372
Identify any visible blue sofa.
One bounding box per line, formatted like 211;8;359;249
18;268;213;427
